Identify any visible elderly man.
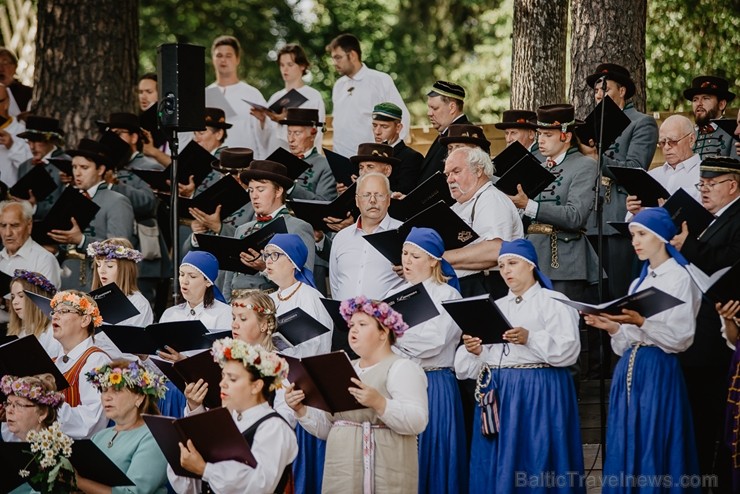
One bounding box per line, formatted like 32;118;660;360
329;172;405;300
0;47;31;116
16;116;70;220
443;146;523;297
684;75;738;159
671;156;740;492
326;33;410;158
371;102;422;194
419;81;469;182
0;84;31;187
494;109;542;161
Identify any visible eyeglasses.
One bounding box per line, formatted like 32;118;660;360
3;400;36;410
357;192;389;202
657;133;692;148
111;129;131;136
261;251;287;263
694;179;735;191
50;308;81;317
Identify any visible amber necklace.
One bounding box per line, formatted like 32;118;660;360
277;282;303;301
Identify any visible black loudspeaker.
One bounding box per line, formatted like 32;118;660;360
157;43;205;131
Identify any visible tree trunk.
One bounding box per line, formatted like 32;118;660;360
569;0;647;117
511;0;568;111
34;0;139;146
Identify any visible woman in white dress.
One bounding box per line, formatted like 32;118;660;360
167;339;298;494
6;269;61;357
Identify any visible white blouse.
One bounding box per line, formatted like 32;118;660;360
269;281;333;358
167;402;298;494
297;357;428;439
119;290;155;327
609;257;701;356
388;279;462;369
454;283;581;380
159;300;232;331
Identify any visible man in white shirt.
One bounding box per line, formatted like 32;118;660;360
207;35;269;157
0;84;31;187
626;114;701;217
329;172;405;301
443;147;523;297
326;34;410;158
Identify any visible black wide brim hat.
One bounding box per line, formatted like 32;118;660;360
278;108;324;127
532;104;584;130
239;160;294;190
212;147;254;173
348;154;400;166
67;138;110;167
699;156;740;178
586;63;636;100
17;116;66;143
683;76;736;103
439;124;491;151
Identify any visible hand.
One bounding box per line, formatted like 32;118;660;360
391;191;406;200
348;377;386;413
184;378;208;411
104;169;118;185
268;108;288;122
59;171;72;184
179;439;206;476
507;184;529;209
670;221;689;251
47;217;83;245
625;195;642;215
157;345;186;363
239;247;266;271
462;334;482;356
578;140;598;159
284;383;307;417
582;313;620;334
323;213;354;233
391;264;404;279
190;219;208;235
250;107;268;124
189;205;222;233
178;176;196;198
601;308;645;328
717;300;740;320
503;327;529;345
0;129;13;149
336;182;348;196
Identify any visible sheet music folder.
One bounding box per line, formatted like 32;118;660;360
441;294;512;344
98;320;215;355
144;407;257;478
554;286;683;319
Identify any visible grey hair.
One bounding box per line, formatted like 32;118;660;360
661;114;694;136
356;171;391;194
0;200;33;221
447;146;494;178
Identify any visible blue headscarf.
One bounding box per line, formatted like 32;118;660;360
498;238;554;290
403;227;461;292
266;233;316;289
629;208;689;293
181;251;226;303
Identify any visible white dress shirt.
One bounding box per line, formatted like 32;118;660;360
0;237;62;288
297;357;428;438
0;117;32;186
54;337;111;439
451;181;524;278
648;153;702;201
207;81;269;158
269;281;333;358
455;283;581;379
388;279;462;369
329;214;406;300
159;300;232;331
330;64;410;157
609;257;700;356
167;402;298;494
261;85;326;153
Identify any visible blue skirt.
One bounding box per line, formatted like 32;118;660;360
157;381;187;418
419;368;468;494
603;346;700;494
293;423;326;493
469;367;585;494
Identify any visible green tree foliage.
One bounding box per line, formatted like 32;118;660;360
646;0;740;112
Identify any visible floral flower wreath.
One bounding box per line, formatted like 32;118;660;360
212;338;289;390
50;291;104;327
231;300;275;315
13;269;57;295
339;295;409;338
85;361;168;399
86;240;143;263
0;375;65;408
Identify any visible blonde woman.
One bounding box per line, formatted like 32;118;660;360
7;269;60;356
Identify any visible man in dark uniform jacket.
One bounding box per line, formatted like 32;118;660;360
371;102;422;193
672;156;740;493
418;81;468;182
684;75;738;159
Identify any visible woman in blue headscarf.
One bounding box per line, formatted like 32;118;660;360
584;207;701;493
263;233;332;494
384;226;467;494
455;238;585;494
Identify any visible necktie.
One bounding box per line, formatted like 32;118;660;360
699;125;714;135
297;154;305;159
256;214;272;223
545;158;557;169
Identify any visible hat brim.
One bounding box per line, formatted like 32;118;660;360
17;130;65;142
67;149;109;166
493;122;538;130
586;73;636;100
533;119;585;130
238;169;294;190
683;88;736;103
210;158;251;174
205;122;232;130
278;119;324;127
439;135;491;151
95;119;140;133
349;155;400;166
